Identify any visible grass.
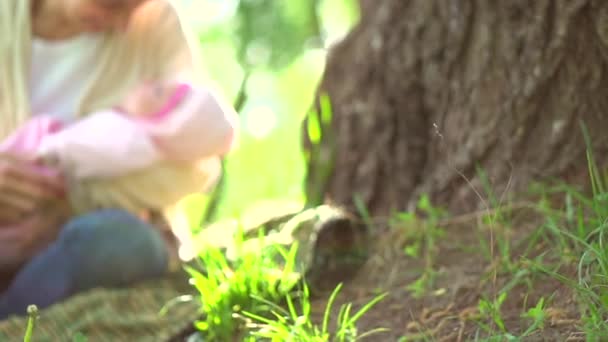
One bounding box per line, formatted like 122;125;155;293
23;305;37;342
471;294;547;341
476;292;509;336
468;131;608;339
385;128;608;340
185;229;302;340
182;226;385;341
476;166;519;275
523;134;608;338
243;283;388;341
389;194;447;299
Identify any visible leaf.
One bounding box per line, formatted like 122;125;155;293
319;93;333;127
307;109;322;145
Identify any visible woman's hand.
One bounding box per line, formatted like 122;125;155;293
0;154;66;223
0;198;72;274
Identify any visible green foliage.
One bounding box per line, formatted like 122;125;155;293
521;297;547;336
305;94;336;207
243;283;388;341
525;125;608;339
473;294;548;340
198;1;316;69
476;167;518;273
183;226;387;340
72;332;88;342
196;0;359;69
477;292;509;335
186;231;301;340
234;0;320;69
389;195;447;298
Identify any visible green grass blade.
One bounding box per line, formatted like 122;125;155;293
347;292;388;326
356;327;390;340
322;283;343;333
23;305;38;342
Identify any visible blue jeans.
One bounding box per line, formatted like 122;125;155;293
0;209;168;320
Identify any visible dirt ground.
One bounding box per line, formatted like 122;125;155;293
307;210;584;341
170;203;589;341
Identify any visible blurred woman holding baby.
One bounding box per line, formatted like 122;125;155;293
0;0;237;319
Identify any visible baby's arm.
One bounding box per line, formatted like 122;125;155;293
37;110;163;179
134;84;238;162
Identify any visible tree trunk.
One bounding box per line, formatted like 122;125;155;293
305;0;608;216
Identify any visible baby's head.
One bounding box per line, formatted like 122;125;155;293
119;80;191;119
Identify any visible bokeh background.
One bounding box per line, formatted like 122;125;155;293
176;0;359;228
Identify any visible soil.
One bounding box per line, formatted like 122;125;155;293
306;207;584;341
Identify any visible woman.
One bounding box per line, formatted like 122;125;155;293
0;0;236;319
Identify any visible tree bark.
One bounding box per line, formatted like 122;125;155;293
305;0;608;216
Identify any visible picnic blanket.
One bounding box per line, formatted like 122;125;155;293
0;270;199;342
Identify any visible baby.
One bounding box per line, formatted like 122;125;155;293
0;79;236;180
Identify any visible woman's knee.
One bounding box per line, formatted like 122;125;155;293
60;209;145;241
58;209;169;289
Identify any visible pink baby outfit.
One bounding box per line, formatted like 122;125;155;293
0;83;237;179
